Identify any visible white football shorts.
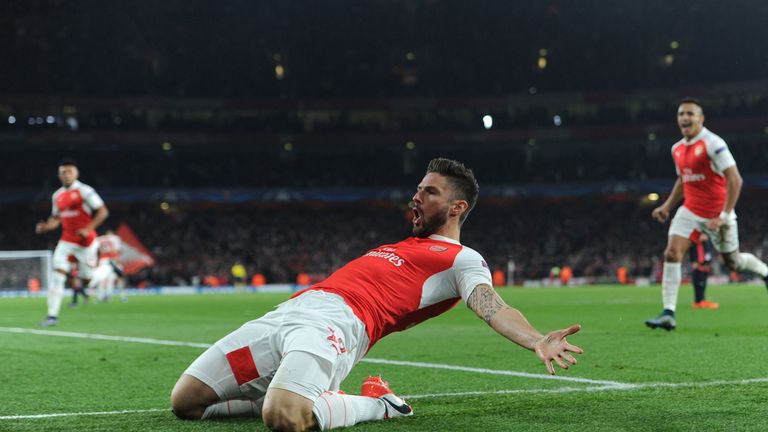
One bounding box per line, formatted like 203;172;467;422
184;290;369;402
668;206;739;253
52;240;99;279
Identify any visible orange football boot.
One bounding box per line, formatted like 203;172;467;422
692;300;719;309
360;375;413;418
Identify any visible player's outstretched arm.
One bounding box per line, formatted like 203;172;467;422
35;216;61;234
466;284;582;374
532;324;583;375
652;178;684;223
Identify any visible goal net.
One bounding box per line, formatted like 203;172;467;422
0;250;52;292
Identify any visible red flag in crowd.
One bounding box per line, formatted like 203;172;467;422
116;223;155;275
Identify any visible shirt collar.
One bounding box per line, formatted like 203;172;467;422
429;234;461;245
684;127;708;144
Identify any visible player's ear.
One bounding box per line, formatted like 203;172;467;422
451;200;468;217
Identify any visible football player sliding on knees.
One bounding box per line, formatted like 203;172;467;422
171;158;583;431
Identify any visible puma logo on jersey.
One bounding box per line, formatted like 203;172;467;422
326;327;346;355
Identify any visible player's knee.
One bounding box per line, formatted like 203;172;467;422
723;255;740;271
170;397;200;420
663;248;684;263
170;388;202;420
170;374;215;420
261;403;314;431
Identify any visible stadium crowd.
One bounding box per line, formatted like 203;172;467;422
3;88;768;135
2;1;768;291
4;195;767;287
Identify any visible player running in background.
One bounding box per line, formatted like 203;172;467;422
89;229;125;302
645;98;768;331
690;233;718;309
35;158;109;326
171;158;583;431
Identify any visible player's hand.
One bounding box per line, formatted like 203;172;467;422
706;217;725;230
76;228;91;238
651;206;669;223
533;324;583;375
35;222;47;234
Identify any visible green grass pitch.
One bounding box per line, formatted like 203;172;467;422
1;283;768;431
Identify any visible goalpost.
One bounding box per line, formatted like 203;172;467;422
0;250;53;292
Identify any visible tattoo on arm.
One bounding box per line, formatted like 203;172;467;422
467;284;509;323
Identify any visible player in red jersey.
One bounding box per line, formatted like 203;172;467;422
35;158;109;326
645;98;768;331
171;158;583;431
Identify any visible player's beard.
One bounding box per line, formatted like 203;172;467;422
412;210;448;238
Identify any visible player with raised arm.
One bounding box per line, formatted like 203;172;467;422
170;158;583;431
645;98;768;331
35;158;109;326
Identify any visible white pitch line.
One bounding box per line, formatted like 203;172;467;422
361;358;627;387
403;385;625;399
0;327;211;348
0;326;618;386
0;408;167;420
5;378;768;421
402;376;768;399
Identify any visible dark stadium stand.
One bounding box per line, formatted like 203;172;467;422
1;1;767;287
3;193;767;286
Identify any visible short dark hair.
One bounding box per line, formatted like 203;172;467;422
679;97;704;114
58;157;77;168
426;157;479;224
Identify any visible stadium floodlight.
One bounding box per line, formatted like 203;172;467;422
0;250;52;292
482;115;493;130
66;116;79;131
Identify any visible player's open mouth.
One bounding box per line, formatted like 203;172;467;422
412;208;422;225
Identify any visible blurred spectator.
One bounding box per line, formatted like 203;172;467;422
230;261;247;288
3;194;767;287
251;272;266;287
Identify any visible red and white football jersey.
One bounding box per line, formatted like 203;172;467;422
51;180;105;246
97;233;122;262
294;234;493;350
671;127;736;218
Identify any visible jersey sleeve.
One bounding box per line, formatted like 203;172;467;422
705;135;736;172
51;193;59;217
671;143;681;176
81;184;105;210
453;247;493;303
